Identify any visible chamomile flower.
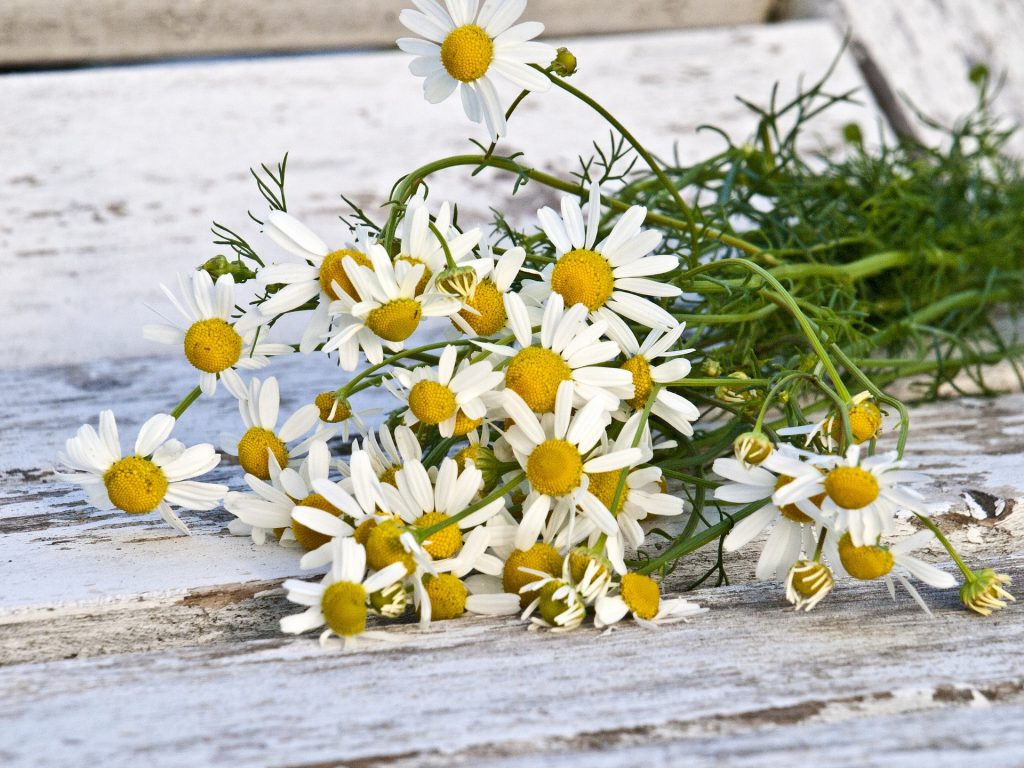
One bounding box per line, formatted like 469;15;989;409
478;292;634;412
395;197;481;294
450;244;526;337
524;182;681;343
143;271;291;398
614;323;701;436
502;381;644;550
594;572;707;629
397;0;555;138
220;376;330;480
322;246;461;370
224;441;352;549
836;529;957;615
280;537;408;650
714;446;838;581
57;411;226;535
773;444;930;548
259;210;376;353
387;345;502;437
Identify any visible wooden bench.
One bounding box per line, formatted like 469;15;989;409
2;4;1023;765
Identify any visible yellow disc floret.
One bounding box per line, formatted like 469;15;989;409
319;249;372;301
774;475;823;524
824;466;880;509
440;24;494;83
837;532;894;580
550;249;615;311
586;470;625;516
103;456;168;514
503;543;563;608
505;346;572;413
417;511;463;559
237;427;288;480
366;298;422;342
183;318;243;374
365;519;415;575
423;573;468;620
314;392;352;423
456;278;507;336
620;355;652;410
407;380;457;426
620;572;660;619
320;580;368;637
527;439;584;497
291;493;345;551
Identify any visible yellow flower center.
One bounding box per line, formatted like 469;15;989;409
774;475;824;524
183;318;242;373
103;456;168;514
407;380;457;425
586;470;626;516
537;580;573;626
237;427;288;480
837;532;894;580
440;24;493;83
397;255;432;296
824;466;880;509
452;410;483;437
456;278;506;336
503;543;563;608
423;573;467;620
320;580;368;637
790;560;834;598
365;519;415;575
314;391;352;423
320;248;372;301
620;355;652;410
505;346;572;413
550;248;615;311
527;439;584;497
417;511;463;559
366;298;422;342
291;493;345;551
620;572;660;619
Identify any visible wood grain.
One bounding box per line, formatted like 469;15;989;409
0;0;773;67
0;22;877;369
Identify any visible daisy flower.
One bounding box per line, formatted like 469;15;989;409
224;440;353;549
524;182;681;344
143;271;291;398
322;246;461;370
280;537;408;650
386;345;502;437
478;292;634;413
259;210;376;353
220;376;330;480
57;411;226;535
594;572;707;629
773;444;930;548
502;381;644;550
394;196;481;295
836;529;957;615
397;0;555;138
450;244;526;337
614;323;701;436
714;445;838;582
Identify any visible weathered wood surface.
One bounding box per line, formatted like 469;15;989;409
833;0;1024;153
1;21;876;369
0;0;774;67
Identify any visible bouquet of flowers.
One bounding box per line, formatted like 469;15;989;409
57;0;1017;650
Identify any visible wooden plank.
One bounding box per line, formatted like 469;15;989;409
833;0;1024;152
0;21;878;369
1;558;1022;767
0;0;773;67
